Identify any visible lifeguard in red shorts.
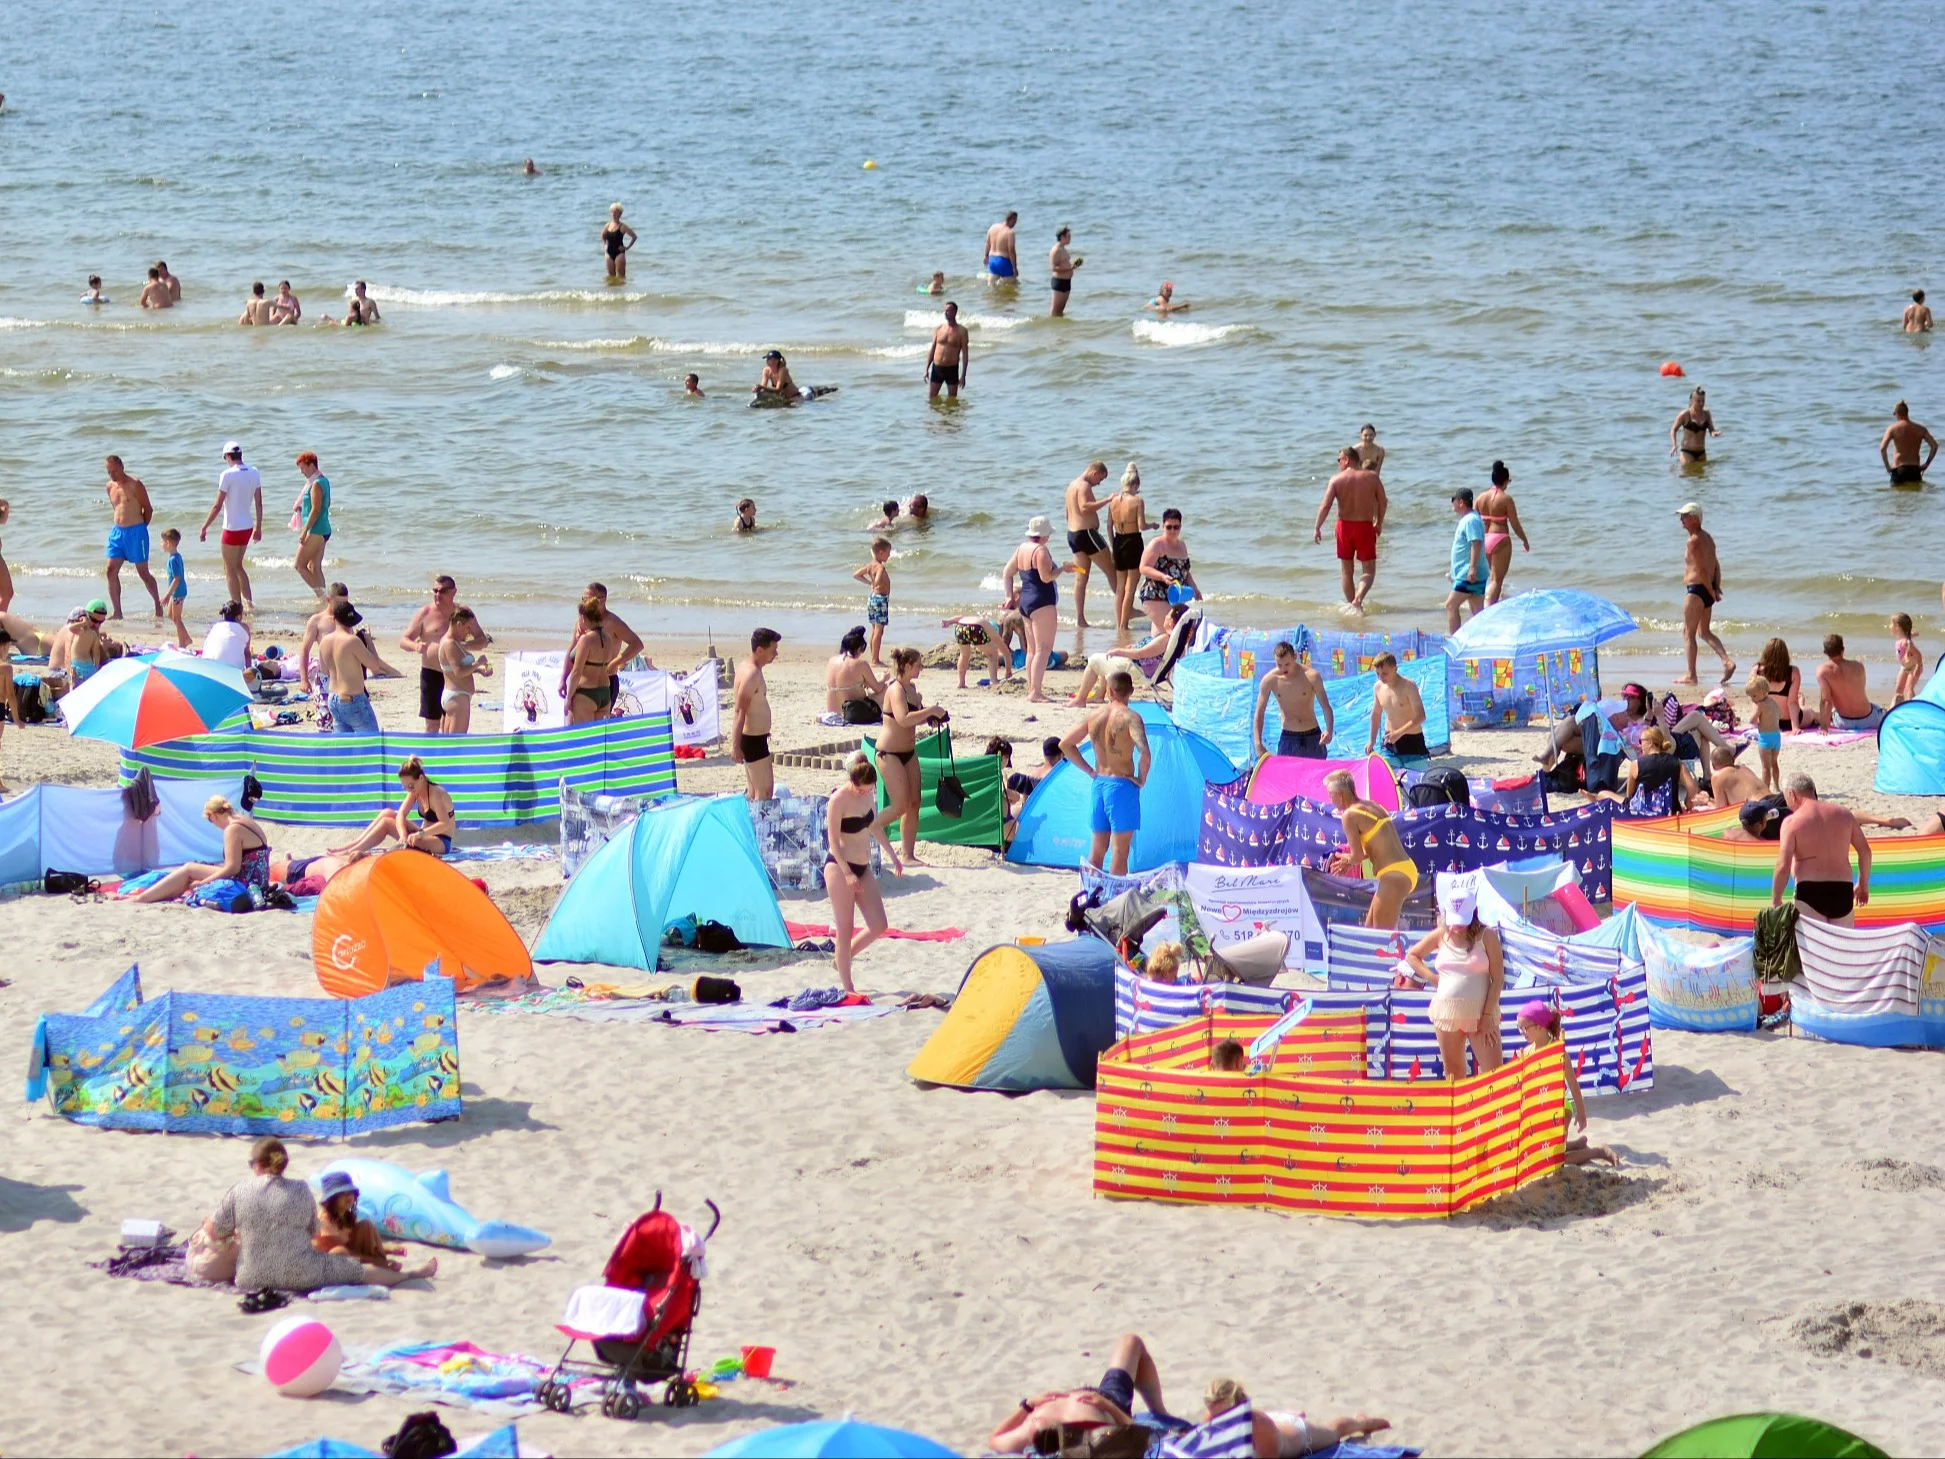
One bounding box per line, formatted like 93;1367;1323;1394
1312;445;1387;612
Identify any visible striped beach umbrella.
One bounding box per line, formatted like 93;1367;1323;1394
57;650;252;749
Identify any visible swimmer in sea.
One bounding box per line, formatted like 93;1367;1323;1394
238;281;277;326
1146;282;1189;316
733;497;757;533
601;203;637;282
138;268;172;310
523;158;540;175
870;499;902;531
906;493;930;522
983;211;1019;280
1904;290;1932;333
344;281;381;325
1049;227;1081;317
82;275;107;305
925;301;970;400
272;280;301;324
925;271;946;296
1881;400;1936;486
1356;423;1385;476
684;373;705;398
156;261;181;303
756;350;797;398
1670;387;1718;462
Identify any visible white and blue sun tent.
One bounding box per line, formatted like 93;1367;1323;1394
1876;657;1945;795
533;794;789;969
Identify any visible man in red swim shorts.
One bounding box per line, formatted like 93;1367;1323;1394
1312;445;1387;611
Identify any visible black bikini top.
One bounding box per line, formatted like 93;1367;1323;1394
838;808;875;834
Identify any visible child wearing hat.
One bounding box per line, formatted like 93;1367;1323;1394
313;1170;405;1269
1515;1000;1621;1167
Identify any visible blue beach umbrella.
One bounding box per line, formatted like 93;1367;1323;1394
1443;589;1636;661
707;1417;959;1458
57;650;252;749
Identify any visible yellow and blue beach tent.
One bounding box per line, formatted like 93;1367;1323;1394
906;938;1117;1091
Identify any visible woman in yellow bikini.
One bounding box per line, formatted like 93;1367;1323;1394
1323;769;1418;928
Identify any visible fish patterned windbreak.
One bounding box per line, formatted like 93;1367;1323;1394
26;965;461;1137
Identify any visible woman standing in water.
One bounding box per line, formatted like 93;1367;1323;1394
601;204;637;282
1476;460;1530;605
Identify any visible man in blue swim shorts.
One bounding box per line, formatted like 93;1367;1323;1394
1059;669;1151;875
103;454;163;619
1444;487;1486;633
982;211;1018;279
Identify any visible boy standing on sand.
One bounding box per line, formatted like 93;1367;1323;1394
1363;653;1429;762
855;539;893;667
160;529;190;648
732;628;780;801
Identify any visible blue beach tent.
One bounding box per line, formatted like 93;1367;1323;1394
533;795;788;968
1876;658;1945;795
1007;702;1235;871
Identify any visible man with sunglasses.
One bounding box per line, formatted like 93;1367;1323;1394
199;442;263;613
399;576;492;734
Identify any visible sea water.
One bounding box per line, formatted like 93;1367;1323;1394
0;0;1940;674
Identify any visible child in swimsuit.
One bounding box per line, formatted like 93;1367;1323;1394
1746;676;1782;793
1892;612;1923;704
853;538;893;667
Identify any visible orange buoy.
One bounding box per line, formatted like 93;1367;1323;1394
1660;361;1685;377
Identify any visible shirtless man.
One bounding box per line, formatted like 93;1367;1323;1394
1356;423;1385;476
138;268;173;310
731;627;781;801
1880;400;1937;486
299;583;351;695
1905;290;1933;333
558;580;646;706
1060;671;1151;876
48;606;106;685
1676;502;1734;686
316;600;395;735
988;1334;1177;1455
1703;746;1763;809
1253;640;1333;760
1063;461;1115;629
1313;446;1387;611
1364;653;1427;760
924;301;970;400
238;281;278;326
345;281;381;325
103;456;163;619
1106;465;1149;636
399;576;490;734
982;211;1019;280
1669;387;1718;461
1048;227;1080;317
156;261;182;302
1773;773;1870;926
1814;634;1882;732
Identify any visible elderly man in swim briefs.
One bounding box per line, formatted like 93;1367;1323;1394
1325;768;1418;929
1063;460;1115;629
1773;773;1870;927
1313;446;1386;611
1253;640;1333;760
1060;671;1150;877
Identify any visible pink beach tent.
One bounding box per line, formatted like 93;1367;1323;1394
1244;754;1400;810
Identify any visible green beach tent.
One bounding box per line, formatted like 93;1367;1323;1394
864;730;1005;850
1642;1413;1887;1459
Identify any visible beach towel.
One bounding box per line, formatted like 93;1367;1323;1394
1794;918;1932;1016
653;1001;897;1035
785;919;965;943
1160;1403;1255;1458
266;1425;521;1459
1782;729;1874;747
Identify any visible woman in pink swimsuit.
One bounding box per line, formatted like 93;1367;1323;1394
1477;460;1530;605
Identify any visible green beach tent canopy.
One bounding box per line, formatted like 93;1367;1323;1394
1642;1413;1887;1459
864;730;1005;850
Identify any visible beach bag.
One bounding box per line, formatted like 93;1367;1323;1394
1405;768;1469;809
187;878;254;913
382;1412;457;1459
42;870;96;896
933;728;968;819
187;1225;238;1284
694;920;742;954
692;974;741;1003
841;696;883;725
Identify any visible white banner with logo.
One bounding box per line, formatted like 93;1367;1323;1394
1184;862;1309;968
501;652;720;746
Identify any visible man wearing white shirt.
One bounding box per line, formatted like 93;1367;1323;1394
199;441;263;613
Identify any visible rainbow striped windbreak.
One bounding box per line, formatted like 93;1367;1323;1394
1094;1011;1567;1218
1611;806;1945;935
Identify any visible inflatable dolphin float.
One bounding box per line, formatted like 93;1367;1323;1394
316;1158;551;1259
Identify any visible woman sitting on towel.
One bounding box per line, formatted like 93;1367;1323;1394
1514;1001;1620;1167
825;626;886;722
132;794;272;903
206;1137;435;1293
823;755;903;993
327;756;458;859
1398;877;1503;1078
313;1169;404;1269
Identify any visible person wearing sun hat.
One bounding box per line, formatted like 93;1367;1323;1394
312;1169;403;1268
47;601;110;687
1676;500;1734;687
1398;870;1504;1078
1514;999;1621;1166
1002;516;1072;703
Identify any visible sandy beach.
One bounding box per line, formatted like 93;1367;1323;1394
3;640;1943;1457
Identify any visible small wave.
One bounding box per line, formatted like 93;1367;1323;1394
251;555;296;569
978;573;1005;593
488;364;522;380
866;343;928;359
528;336;650;352
903;310;1029;332
1131;319;1246;347
357;284;654;307
0;317;47;331
20;565;99;579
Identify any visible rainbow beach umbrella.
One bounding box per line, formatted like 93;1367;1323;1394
57;650;252;749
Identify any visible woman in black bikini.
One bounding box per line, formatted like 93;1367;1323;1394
1107;463;1148;638
132;794;273;903
329;757;459;859
823;757;904;992
601;204;637;282
1669;388;1718;462
879;646;948;866
565;595;623;725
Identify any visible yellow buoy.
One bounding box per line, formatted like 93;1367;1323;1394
862;159;878;170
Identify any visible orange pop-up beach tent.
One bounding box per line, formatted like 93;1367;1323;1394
312;850;532;997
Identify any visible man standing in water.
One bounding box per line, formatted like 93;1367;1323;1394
1312;446;1386;611
1445;488;1487;632
1063;460;1115;629
1905;290;1933;333
1049;228;1081;317
400;576;491;734
1060;670;1150;875
138;268;173;310
199;442;262;612
1252;640;1333;760
1880;400;1937;485
156;261;182;302
103;456;162;620
1675;502;1734;686
1772;773;1870;926
732;627;781;801
982;212;1019;280
925;301;970;400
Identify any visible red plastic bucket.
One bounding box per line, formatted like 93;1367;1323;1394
741;1345;776;1379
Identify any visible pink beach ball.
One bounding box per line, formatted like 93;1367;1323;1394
260;1315;343;1397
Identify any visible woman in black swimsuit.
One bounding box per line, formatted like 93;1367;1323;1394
132;794;273;903
601;203;637;282
823;757;904;991
879;646;948;866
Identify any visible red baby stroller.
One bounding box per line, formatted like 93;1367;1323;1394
535;1193;721;1420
